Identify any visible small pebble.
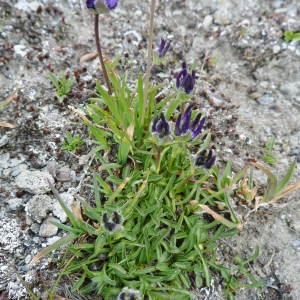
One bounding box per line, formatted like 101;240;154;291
273;45;281;54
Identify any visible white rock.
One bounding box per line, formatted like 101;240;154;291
7;198;23;211
52;193;74;223
0;134;8;147
28;2;43;12
214;9;233;25
25;255;32;264
11;163;28;177
0;152;10;169
273;45;281;54
39;217;59;237
26;195;53;223
135;10;142;17
15;170;54;194
202;15;213;29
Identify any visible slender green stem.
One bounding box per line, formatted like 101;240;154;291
142;0;156;126
94;14;112;95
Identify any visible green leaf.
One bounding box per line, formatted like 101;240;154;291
48;180;78;228
49;221;84;235
48;72;60;91
275;159;296;196
71;273;86;292
179;272;190;289
108;263;127;275
102;263;116;285
29;233;77;266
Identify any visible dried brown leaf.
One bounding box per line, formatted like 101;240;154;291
0;122;15;128
79;52;98;64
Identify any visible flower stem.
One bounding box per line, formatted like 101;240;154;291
142;0;156;126
94;14;112;95
180;102;185;115
156;145;162;171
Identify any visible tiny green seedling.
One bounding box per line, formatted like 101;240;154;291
48;72;75;102
264;136;277;166
61;131;85;153
284;31;300;43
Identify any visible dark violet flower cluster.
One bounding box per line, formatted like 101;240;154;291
102;211;122;233
157;38;171;59
152;113;170;140
175;104;206;140
195;149;216;169
117;287;142;300
176;62;196;94
86;0;118;14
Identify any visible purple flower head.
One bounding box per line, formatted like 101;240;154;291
117;287;142;300
195;149;216;169
152;113;170;139
86;0;118;14
175;104;192;136
176;62;196;94
102;211;122;233
175;104;206;140
157;38;171;59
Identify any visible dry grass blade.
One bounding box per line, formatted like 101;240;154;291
71;201;83;221
268;178;300;204
0;121;15;128
0;84;19;109
194;204;240;229
79;52;98;64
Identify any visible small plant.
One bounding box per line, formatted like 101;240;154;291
48;72;75;102
61;131;85;153
264;136;277;165
284;31;300;42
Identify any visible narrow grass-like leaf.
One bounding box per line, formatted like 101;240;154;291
250;161;277;201
49;221;84;235
275;159;296;196
71;273;87;292
102;263;116;285
48;179;78;228
29;233;77;266
107;177;130;205
236;280;265;288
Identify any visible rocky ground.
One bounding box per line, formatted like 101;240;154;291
0;0;300;299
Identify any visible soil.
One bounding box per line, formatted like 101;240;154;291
0;0;300;299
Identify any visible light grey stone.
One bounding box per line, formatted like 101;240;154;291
214;9;233;25
257;94;275;105
273;45;281;54
7;198;23;211
26;194;53;223
291;221;300;233
292;240;300;250
30;223;40;234
202;15;213;29
39;217;59;237
52;192;74;223
25;215;34;225
15;170;54;194
0;134;8;147
0;152;10;169
56;170;72;182
47;161;57;178
11;164;28;177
